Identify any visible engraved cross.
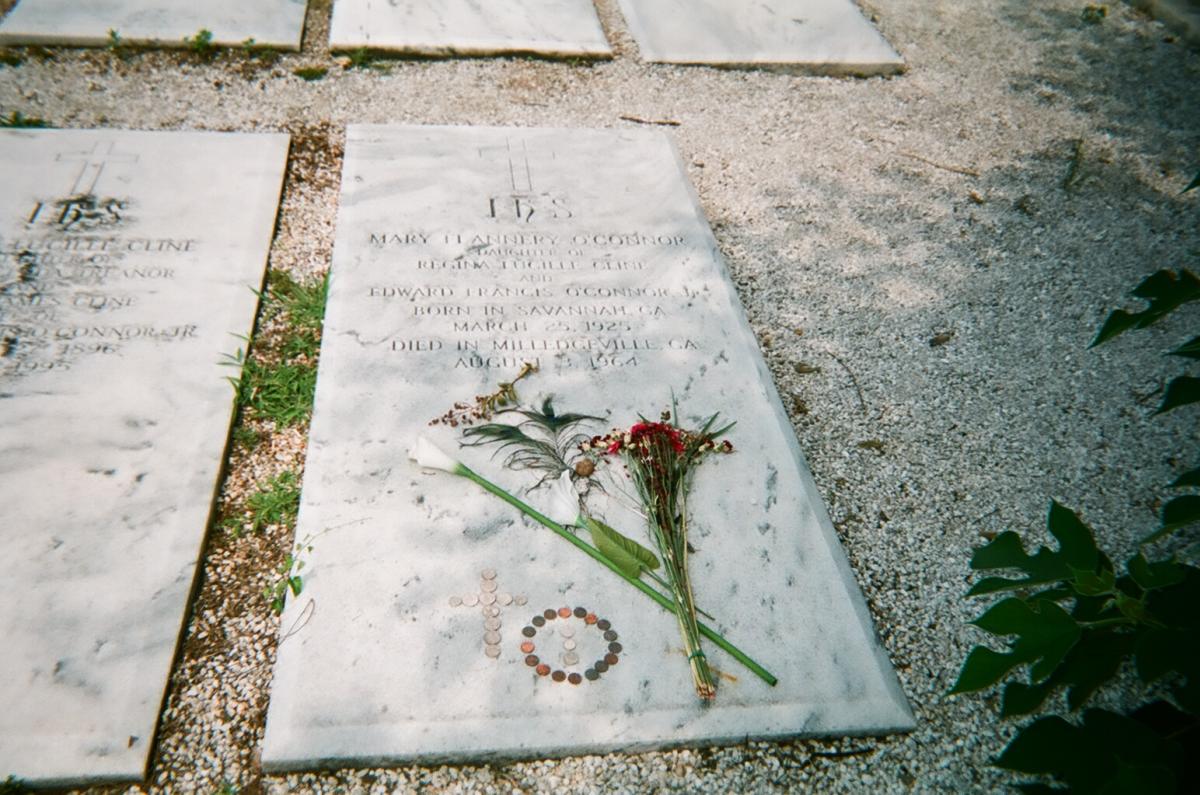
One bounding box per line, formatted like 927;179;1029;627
55;140;139;196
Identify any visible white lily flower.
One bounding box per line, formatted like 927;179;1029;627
545;469;583;527
408;436;464;474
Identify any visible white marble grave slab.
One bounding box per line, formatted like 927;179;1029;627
0;129;288;785
328;0;611;58
616;0;902;74
0;0;309;50
262;124;912;770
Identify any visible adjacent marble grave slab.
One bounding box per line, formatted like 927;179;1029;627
262;124;913;770
0;0;309;50
616;0;902;74
328;0;611;58
0;129;288;785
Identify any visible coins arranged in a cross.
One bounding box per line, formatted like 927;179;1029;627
448;569;527;659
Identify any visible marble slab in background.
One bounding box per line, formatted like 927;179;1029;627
0;0;309;50
262;124;913;771
328;0;611;58
616;0;902;74
0;129;288;785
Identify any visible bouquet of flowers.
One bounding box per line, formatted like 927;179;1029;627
587;411;734;699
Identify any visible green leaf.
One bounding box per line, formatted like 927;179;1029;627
1169;335;1200;360
1158;495;1200;536
1155;376;1200;415
1091;270;1200;347
288;576;303;596
951;598;1082;692
582;516;660;579
998;709;1181;793
1128;553;1185;591
1170;466;1200;488
1072;565;1115;596
1001;680;1053;717
951;646;1021;693
967;503;1101;595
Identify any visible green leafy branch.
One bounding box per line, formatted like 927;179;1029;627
953;262;1200;792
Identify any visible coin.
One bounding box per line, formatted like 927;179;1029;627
484;631;501;645
485;618;501;631
557;607;571;619
563;652;579;666
558;625;575;639
464;595;479;607
520;641;535;654
486;606;500;618
481;568;497;580
573;607;587;618
497;593;512;606
532;615;546;627
596;619;611;631
543;609;557;620
480;579;498;593
604;653;619;666
485;645;501;658
525;654;539;667
522;626;536;638
449;596;463;607
563;639;577;651
594;661;609;674
514;595;527;606
608;642;622;654
480;592;496;605
568;673;583;685
584;669;599;681
551;670;567;682
585;613;598;625
536;663;551;676
603;630;617;642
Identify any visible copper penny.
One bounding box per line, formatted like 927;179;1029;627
543;609;557;620
604;653;619;666
536;663;551;676
596;619;611;631
520;641;535;654
585;613;598;625
608;641;623;654
532;615;546;627
584;669;599;681
603;630;618;642
568;673;583;685
557;607;571;619
594;661;609;673
573;607;587;618
522;626;536;638
525;654;539;667
551;670;567;682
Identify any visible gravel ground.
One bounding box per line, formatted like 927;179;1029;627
2;0;1199;792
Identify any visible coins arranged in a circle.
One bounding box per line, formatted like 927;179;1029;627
518;605;623;685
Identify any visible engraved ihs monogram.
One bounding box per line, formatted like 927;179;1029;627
481;137;572;224
27;140;139;232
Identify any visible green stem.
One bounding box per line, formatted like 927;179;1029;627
457;464;778;687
